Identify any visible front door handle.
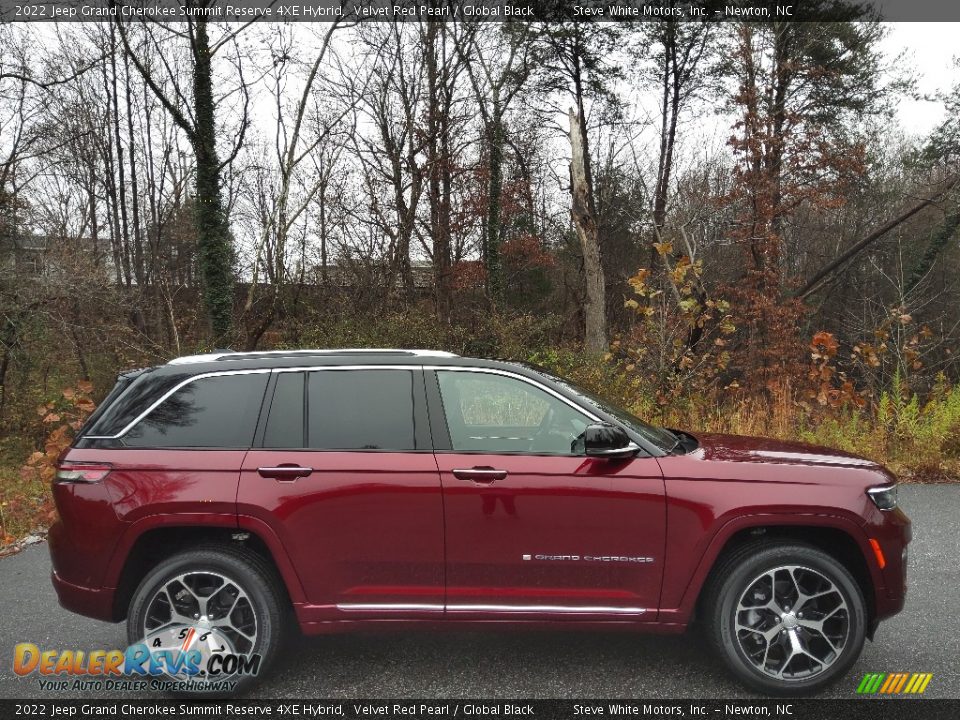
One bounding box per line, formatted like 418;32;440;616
258;465;313;481
452;466;508;483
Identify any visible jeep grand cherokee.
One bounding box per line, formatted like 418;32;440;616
48;349;910;695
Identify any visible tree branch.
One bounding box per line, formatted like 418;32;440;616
110;9;195;139
796;175;960;299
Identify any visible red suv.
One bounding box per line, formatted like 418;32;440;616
49;349;910;695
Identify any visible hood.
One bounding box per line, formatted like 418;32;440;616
689;432;880;469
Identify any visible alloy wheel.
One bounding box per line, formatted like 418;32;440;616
734;564;850;681
141;570;258;679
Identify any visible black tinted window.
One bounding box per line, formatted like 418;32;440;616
263;372;305;448
307;370;415;450
85;370;191;437
123;374;268;448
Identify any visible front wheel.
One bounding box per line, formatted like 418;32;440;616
705;542;867;695
126;545;285;695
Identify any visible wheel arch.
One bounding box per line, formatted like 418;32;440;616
674;515;881;633
109;523;302;623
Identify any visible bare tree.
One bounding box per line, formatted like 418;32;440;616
112;6;255;339
454;23;535;303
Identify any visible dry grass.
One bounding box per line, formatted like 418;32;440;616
0;437;52;548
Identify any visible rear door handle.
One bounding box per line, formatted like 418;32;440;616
452;467;508;483
258;465;313;481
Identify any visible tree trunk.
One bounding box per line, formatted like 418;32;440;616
653;24;679;233
486;104;505;303
191;19;234;340
425;21;452;318
109;25;133;289
123;52;146;288
568;107;607;353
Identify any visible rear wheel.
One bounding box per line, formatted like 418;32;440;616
704;542;866;695
127;545;284;695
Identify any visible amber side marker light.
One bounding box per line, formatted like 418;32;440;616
869;538;886;569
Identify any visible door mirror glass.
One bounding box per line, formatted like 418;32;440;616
583;423;638;459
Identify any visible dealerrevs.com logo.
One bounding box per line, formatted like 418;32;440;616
13;642;261;693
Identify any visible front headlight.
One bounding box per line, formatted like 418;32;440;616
867;484;898;511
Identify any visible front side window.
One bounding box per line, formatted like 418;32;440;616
307;369;416;450
123;373;268;448
436;371;591;455
521;362;677;451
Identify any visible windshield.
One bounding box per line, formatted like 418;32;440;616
521;364;678;451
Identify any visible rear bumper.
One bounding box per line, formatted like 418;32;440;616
51;570;117;623
47;480;127;623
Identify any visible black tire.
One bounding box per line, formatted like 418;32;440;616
703;542;866;696
126;544;286;695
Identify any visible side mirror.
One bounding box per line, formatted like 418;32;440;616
583;423;639;459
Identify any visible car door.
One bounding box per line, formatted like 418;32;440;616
428;368;666;621
238;366;444;623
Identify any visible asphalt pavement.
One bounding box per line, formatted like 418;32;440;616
0;484;957;700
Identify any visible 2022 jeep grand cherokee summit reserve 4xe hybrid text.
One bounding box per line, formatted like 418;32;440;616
48;348;910;695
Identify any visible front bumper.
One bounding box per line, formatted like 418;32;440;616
870;506;911;622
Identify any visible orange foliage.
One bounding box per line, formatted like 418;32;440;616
14;381;98;536
449;260;487;291
807;331;865;409
502;234;555;271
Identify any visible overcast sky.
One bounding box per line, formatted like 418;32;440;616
883;22;959;136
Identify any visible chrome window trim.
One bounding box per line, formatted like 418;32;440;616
85;364;599;442
83;368;273;440
424;365;601;425
273;365;599;424
273;365;419;372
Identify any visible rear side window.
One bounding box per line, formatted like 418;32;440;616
123;374;268;448
307;369;415;450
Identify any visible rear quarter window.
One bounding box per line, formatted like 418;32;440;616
122;373;269;448
83;370;191;437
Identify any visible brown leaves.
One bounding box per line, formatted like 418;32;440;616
652;241;673;257
627;268;650;295
810;330;839;360
807;331;865;409
19;383;98;489
617;257;737;405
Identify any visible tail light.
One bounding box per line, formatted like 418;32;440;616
55;462;112;483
